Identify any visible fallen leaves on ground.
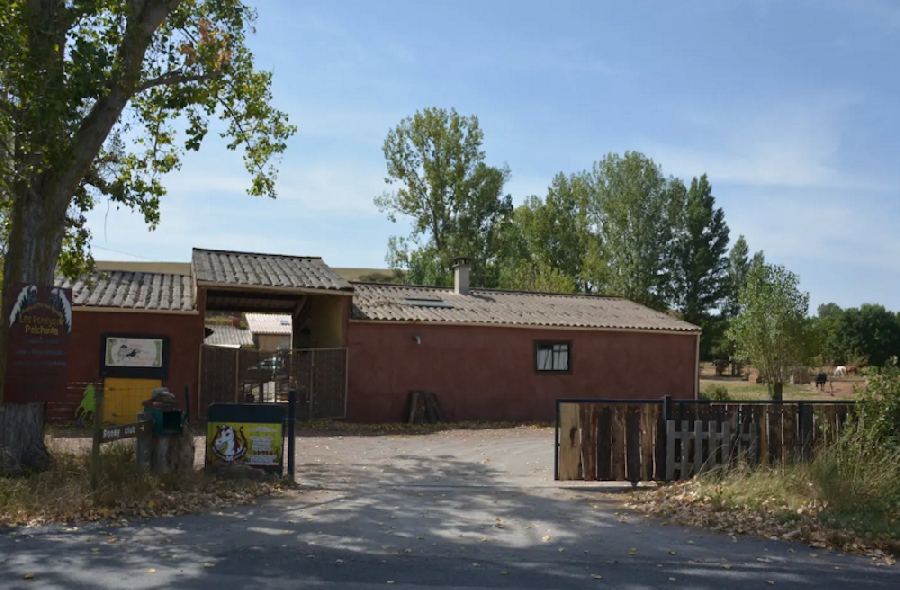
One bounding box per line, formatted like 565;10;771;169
624;481;900;560
0;476;286;528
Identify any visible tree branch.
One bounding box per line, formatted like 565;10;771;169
136;69;223;93
50;0;183;201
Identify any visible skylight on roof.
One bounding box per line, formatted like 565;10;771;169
279;320;290;326
403;297;453;309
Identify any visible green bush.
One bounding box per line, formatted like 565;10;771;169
700;383;731;401
856;360;900;447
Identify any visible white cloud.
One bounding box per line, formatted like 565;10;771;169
643;94;891;191
723;190;900;304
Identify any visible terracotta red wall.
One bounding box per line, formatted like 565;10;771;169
347;322;698;423
48;310;204;421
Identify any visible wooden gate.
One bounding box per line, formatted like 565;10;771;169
555;398;856;482
199;345;347;420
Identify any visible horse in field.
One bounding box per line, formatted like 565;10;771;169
834;366;847;377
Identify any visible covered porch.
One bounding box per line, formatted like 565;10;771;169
193;249;353;420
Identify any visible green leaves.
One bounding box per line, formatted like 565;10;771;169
376;107;512;287
1;0;297;283
589;152;674;310
726;263;811;396
669;174;730;329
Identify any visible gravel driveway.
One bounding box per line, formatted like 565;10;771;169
1;427;898;589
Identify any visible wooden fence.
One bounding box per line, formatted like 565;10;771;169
555;398;855;482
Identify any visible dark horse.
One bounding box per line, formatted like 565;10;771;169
815;372;828;392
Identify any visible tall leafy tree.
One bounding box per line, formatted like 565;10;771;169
670;174;730;319
812;302;845;366
669;174;730;353
587;152;674;310
837;304;900;367
726;263;811;400
0;1;295;471
499;172;598;293
375;107;512;287
722;235;750;320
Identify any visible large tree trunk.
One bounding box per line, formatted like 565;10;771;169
0;186;67;473
0;403;49;472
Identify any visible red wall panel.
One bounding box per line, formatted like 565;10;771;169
48;310;203;421
347;322;697;423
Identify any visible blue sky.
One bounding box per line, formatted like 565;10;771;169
86;0;900;312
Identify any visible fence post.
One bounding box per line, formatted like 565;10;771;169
90;385;105;491
554;400;560;481
287;388;296;480
721;421;731;468
136;410;152;470
184;386;190;424
665;419;675;481
693;420;703;476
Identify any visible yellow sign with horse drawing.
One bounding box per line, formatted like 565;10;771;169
205;403;285;473
206;422;283;469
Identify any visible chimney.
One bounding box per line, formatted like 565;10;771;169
453;257;470;296
232;312;242;328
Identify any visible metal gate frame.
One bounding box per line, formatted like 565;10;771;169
199;345;348;421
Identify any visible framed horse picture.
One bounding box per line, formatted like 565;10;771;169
99;333;170;379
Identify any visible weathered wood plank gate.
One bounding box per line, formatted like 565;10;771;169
555;398;855;482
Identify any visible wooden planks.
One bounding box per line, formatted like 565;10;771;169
406;391;444;424
579;404;599;481
665;419;732;480
558;403;581;480
555;400;855;482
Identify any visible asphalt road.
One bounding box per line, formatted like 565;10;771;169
1;428;897;589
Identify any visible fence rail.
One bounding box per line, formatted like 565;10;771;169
554;398;856;482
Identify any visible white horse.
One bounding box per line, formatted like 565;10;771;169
834;365;847;377
213;425;237;461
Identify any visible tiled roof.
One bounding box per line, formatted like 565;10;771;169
204;325;254;347
245;313;292;335
192;249;352;292
55;271;194;312
350;284;700;332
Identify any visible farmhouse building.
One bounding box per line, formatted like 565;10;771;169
49;249;700;424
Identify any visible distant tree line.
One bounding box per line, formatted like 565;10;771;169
811;303;900;368
375;107;898;368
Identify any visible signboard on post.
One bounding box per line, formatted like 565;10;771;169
99;420;152;444
5;283;73;403
206;403;285;473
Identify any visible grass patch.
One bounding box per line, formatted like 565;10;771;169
626;439;900;559
698;378;838;401
0;439;284;528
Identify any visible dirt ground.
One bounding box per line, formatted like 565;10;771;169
9;427;898;589
699;363;862;401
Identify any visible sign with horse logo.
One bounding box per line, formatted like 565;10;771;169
4;283;73;403
99;333;170;379
206;403;285;473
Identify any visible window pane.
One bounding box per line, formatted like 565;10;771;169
537;347;551;371
537;343;569;372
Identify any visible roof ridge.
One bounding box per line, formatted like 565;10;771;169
192;248;323;260
349;281;624;300
56;269;192;280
